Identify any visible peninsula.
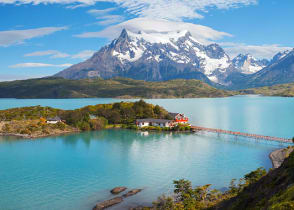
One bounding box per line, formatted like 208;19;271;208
0;100;190;139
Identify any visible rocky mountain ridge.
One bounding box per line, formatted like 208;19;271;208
55;29;294;89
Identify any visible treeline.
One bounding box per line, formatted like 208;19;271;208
0;100;170;131
152;167;267;210
61;100;170;130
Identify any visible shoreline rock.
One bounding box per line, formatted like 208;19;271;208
93;197;123;210
0;130;79;140
122;189;142;198
111;187;127;194
269;147;293;168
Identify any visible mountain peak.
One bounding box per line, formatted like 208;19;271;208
232;53;268;74
120;28;129;38
117;29;194;45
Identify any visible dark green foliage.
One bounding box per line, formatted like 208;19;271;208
151;165;276;210
152;195;175;210
244;167;266;185
219;150;294;210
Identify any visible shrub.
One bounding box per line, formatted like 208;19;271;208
56;122;66;130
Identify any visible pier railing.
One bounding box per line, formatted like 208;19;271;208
191;126;292;143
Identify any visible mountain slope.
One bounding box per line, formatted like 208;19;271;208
0;77;234;99
226;49;294;90
55;29;234;85
232;54;269;74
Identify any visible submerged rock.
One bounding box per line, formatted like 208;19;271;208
122;189;142;198
110;187;127;194
93;197;123;210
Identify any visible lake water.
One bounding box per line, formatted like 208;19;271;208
0;96;293;210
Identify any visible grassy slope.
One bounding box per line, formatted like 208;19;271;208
240;83;294;97
0;77;234;99
218;150;294;210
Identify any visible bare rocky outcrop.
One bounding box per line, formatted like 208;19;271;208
122;189;142;198
270;147;294;168
110;187;127;194
93;197;123;210
93;188;143;210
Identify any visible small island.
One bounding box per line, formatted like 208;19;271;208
0;100;191;139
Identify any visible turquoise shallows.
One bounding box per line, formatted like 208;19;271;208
0;96;293;209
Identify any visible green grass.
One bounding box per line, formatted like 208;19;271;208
0;77;235;99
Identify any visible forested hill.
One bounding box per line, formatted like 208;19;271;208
0;77;234;99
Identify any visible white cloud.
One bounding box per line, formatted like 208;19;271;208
9;63;72;68
23;49;95;60
0;27;67;47
221;42;293;59
75;18;232;44
24;50;70;58
71;50;95;59
87;8;116;16
0;0;258;21
87;8;124;25
96;15;124;25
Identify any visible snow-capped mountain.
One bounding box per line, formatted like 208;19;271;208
232;54;269;74
270;50;291;65
55;29;234;84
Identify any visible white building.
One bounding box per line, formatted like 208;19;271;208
136;119;172;128
46;117;62;124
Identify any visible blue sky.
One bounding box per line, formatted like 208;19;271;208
0;0;293;81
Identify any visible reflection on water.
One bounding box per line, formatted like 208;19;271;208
0;129;282;210
0;96;294;210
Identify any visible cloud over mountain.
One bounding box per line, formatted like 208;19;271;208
76;18;232;44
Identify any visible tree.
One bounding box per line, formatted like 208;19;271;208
108;110;121;124
152;195;175;210
244;167;266;185
173;179;193;201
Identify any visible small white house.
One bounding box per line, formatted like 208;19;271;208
46;116;62;124
136;119;172;128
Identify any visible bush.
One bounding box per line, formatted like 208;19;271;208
20;129;31;135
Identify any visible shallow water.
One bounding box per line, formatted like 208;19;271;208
0;96;293;210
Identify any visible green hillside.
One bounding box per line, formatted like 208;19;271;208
0;77;234;99
218;148;294;210
240;83;294;97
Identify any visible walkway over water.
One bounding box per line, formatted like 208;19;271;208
191;126;293;144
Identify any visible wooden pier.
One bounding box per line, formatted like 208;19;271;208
191;126;292;143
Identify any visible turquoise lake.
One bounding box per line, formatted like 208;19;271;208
0;96;293;210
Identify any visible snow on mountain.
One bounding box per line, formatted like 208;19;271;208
232;54;269;74
108;29;231;83
270;50;291;65
55;29;244;84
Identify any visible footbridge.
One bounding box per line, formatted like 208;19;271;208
191;126;292;144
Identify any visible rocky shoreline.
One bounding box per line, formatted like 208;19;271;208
269;147;293;168
0;130;79;139
93;187;142;210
